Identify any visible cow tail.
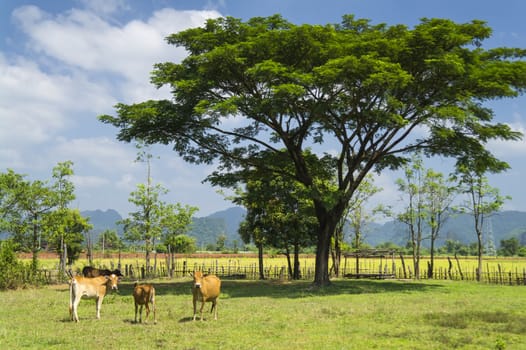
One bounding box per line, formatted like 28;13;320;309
68;278;74;318
210;301;216;314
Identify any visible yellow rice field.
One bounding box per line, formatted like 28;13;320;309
26;252;526;283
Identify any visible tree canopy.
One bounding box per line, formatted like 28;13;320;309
100;15;526;286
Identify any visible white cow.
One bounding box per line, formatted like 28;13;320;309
69;274;119;322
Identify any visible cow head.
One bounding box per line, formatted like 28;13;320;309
105;274;119;291
192;271;204;289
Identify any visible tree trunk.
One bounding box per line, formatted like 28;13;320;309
284;246;293;279
293;243;301;280
428;236;435;279
313;219;334;287
400;253;407;279
145;236;151;277
31;218;39;273
331;234;341;277
258;243;265;280
86;232;93;266
476;231;483;282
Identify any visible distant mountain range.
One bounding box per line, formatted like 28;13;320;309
81;208;526;249
81;207;246;248
365;211;526;248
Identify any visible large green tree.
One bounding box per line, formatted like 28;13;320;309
100;15;526;286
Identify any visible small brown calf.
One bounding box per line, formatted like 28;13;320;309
191;271;221;321
133;282;157;324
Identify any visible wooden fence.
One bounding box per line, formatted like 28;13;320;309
79;258;526;286
37;256;526;286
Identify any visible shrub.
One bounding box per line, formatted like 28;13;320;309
0;240;26;289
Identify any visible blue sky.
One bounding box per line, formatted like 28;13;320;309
1;0;526;218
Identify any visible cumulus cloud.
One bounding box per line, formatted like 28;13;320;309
12;5;220;89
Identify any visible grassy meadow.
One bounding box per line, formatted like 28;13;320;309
1;277;526;349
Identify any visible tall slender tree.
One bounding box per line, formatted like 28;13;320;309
396;156;426;279
122;144;197;275
456;166;508;281
424;169;456;278
396;156;456;279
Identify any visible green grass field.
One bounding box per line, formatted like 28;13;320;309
1;278;525;349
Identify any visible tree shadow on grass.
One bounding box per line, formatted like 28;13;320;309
58;278;443;300
221;279;444;299
115;280;192;297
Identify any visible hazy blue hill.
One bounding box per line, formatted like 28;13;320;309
79;207;246;249
82;209;123;230
207;207;245;236
81;209;124;243
188;206;245;248
366;211;526;248
77;207;526;249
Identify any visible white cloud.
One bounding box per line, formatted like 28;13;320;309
487;120;526;158
52;137;136;172
72;174;110;188
12;5;220;84
0;55;67;145
116;173;136;191
0;53;116;156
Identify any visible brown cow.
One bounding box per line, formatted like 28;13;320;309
192;271;221;321
133;282;157;324
69;274;119;322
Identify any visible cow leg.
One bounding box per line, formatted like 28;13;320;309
213;300;218;320
192;297;197;321
96;296;103;319
152;301;157;324
69;289;74;321
144;304;149;323
72;297;81;322
134;303;139;323
199;301;205;321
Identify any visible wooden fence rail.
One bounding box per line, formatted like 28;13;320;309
35;257;526;286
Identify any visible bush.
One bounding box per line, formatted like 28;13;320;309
0;240;27;289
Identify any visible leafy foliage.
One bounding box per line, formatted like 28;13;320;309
0;162;84;273
100;15;526;285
